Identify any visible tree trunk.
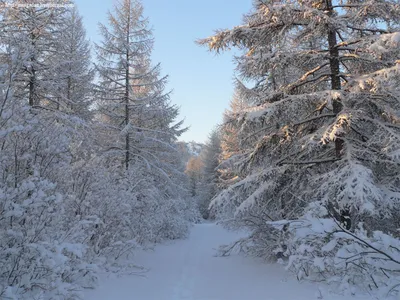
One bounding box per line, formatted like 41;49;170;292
326;0;350;229
124;3;131;171
326;0;343;158
28;68;36;107
28;25;38;107
67;75;72;110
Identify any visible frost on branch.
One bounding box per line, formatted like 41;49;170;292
200;0;400;296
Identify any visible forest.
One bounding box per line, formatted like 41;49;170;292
0;0;400;299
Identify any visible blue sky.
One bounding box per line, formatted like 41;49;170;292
74;0;253;143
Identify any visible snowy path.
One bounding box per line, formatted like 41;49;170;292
84;223;362;300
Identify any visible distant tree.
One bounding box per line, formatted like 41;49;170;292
185;156;204;197
198;129;222;219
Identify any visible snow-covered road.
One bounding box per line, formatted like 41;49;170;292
83;223;362;300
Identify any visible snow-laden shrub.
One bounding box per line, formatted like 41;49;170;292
216;218;283;260
122;182;192;244
0;70;97;298
267;203;400;298
0;174;96;299
62;163;194;268
183;196;203;224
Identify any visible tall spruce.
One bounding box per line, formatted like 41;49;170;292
0;1;194;298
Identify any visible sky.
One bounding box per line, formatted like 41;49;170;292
74;0;253;143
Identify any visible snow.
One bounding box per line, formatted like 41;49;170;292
83;223;369;300
235;182;272;215
245;105;270;121
391;32;400;44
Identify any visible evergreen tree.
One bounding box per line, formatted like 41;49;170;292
198;129;222;219
93;0;192;246
218;88;249;190
199;0;400;293
0;1;194;298
95;0;185;172
2;0;73;108
185;156;204;197
56;6;94;119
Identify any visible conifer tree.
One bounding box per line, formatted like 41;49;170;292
56;6;94;119
94;0;191;246
198;129;222;218
199;0;400;293
96;0;185;173
218;89;249;189
2;0;73;108
185;156;204;197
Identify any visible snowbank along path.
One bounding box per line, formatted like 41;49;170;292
84;223;365;300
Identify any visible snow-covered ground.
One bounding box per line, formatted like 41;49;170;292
84;223;373;300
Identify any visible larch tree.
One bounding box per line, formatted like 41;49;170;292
94;0;192;247
95;0;186;172
198;129;222;219
2;0;73;108
218;88;250;190
199;0;400;295
185;156;204;197
56;6;94;119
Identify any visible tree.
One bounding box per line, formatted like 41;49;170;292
218;88;249;190
56;6;94;119
198;129;222;219
2;0;74;108
185;156;204;197
93;0;192;246
199;0;400;294
95;0;186;171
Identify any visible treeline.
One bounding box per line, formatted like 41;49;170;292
0;0;197;299
198;0;400;298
